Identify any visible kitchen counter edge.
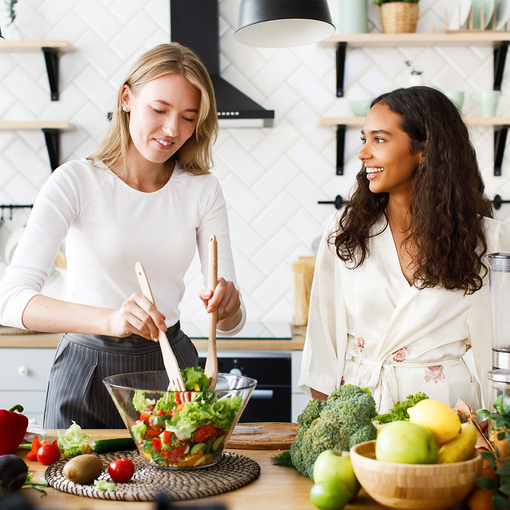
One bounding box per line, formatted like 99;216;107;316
0;325;307;350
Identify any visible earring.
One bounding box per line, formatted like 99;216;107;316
122;106;129;112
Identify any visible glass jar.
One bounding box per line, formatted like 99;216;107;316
487;369;510;441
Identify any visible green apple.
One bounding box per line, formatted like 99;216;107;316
310;479;350;510
313;450;360;500
375;421;437;464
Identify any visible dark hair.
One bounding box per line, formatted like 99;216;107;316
331;86;493;293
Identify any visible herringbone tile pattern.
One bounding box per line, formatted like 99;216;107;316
0;0;508;325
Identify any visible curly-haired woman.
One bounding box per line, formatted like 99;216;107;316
299;86;510;413
0;43;245;428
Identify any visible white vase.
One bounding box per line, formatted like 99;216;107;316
407;74;424;87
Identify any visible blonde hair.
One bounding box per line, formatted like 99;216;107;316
88;43;218;175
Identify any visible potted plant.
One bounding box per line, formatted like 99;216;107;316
475;397;510;509
374;0;419;34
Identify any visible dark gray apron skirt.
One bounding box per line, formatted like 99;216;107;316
43;321;198;429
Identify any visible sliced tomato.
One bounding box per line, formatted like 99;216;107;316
194;425;218;444
156;409;165;417
162;445;187;463
145;427;161;438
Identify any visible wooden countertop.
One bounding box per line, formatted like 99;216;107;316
18;429;391;510
0;326;307;350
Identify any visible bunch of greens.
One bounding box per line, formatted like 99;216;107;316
476;396;510;509
373;392;429;424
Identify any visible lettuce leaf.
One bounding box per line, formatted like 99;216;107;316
57;421;91;458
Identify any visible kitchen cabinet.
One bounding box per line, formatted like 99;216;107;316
319;32;510;175
0;347;55;424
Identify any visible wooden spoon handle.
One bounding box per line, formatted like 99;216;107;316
205;235;218;388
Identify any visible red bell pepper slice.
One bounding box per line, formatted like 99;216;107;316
0;404;29;455
152;437;162;452
156;409;165;417
26;436;42;461
162;431;173;444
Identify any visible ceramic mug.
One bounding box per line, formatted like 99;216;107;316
330;0;368;34
444;91;465;111
471;90;500;117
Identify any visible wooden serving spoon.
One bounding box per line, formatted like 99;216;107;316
204;235;218;390
135;262;185;392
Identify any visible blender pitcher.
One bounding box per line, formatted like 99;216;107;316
487;252;510;370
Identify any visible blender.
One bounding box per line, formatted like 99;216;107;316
487;253;510;413
487;252;510;370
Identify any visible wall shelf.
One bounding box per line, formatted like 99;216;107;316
0;121;72;171
320;117;510;176
0;40;72;101
320;33;510;97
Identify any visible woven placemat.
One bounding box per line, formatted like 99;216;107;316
45;450;260;501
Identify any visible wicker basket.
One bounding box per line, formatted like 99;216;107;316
380;2;419;33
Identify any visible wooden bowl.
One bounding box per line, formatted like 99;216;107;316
350;440;482;510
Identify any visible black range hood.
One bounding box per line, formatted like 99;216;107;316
170;0;275;128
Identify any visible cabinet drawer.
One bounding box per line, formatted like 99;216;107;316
0;349;55;391
0;390;46;414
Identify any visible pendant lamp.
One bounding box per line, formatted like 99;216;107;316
234;0;335;48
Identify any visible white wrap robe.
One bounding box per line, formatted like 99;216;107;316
298;212;510;413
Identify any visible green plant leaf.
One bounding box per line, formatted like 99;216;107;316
497;464;510;476
493;493;510;509
476;477;495;490
481;450;496;462
499;483;510;496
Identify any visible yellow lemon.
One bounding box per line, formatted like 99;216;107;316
407;399;461;444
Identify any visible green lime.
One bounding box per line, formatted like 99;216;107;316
310;479;351;510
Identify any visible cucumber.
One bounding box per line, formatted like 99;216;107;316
213;435;225;451
190;443;206;455
90;437;136;453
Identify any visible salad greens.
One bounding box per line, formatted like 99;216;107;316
57;421;92;458
131;367;243;468
94;479;115;491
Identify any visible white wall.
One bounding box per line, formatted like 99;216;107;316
0;0;509;326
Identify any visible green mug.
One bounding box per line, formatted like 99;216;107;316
444;91;465;111
471;90;500;117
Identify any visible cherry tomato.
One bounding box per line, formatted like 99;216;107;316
108;458;135;483
37;443;61;465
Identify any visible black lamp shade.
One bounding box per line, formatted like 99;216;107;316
234;0;335;48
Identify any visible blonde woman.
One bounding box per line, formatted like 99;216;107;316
0;43;245;428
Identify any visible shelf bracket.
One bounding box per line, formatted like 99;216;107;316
494;125;509;176
336;42;347;97
42;47;60;101
42;128;60;171
494;41;509;91
336;125;346;175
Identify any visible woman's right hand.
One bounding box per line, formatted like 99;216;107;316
110;293;167;341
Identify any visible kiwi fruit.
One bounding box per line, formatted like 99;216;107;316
63;454;104;484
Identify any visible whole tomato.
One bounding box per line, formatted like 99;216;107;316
108;458;135;483
37;443;61;465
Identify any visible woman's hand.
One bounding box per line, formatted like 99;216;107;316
110;293;167;341
198;277;242;331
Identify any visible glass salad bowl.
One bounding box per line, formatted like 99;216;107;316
103;370;257;469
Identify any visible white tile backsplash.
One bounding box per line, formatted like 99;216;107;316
0;0;509;326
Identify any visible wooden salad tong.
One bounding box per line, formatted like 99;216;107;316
204;235;218;390
135;262;186;392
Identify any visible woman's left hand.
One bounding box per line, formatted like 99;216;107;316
198;277;241;331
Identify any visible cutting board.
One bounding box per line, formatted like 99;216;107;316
226;422;299;450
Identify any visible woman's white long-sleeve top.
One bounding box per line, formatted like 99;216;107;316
299;212;510;412
0;159;245;334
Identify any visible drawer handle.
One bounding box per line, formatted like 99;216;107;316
251;389;274;399
18;366;29;376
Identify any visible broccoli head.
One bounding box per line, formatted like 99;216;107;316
289;385;377;479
